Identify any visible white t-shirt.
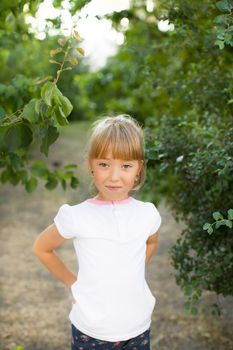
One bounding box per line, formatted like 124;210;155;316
54;195;161;342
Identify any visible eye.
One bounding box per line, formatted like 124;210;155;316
98;162;108;167
122;164;132;169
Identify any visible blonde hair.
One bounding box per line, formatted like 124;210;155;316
84;114;146;196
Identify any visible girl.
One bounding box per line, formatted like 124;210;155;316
33;114;162;350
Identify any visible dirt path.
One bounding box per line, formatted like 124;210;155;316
0;121;232;350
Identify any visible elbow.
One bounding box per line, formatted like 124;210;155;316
32;237;42;257
32;240;39;256
32;235;53;257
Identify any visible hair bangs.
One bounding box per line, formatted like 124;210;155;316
91;123;142;160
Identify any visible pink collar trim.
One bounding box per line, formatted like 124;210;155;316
86;196;133;205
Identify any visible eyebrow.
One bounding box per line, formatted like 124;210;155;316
99;158;134;162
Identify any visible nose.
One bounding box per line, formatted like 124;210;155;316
109;166;121;182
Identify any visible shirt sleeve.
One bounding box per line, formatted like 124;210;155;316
148;203;162;236
54;204;76;239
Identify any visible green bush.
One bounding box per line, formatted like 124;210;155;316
145;116;233;313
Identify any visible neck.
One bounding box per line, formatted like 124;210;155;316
94;194;130;201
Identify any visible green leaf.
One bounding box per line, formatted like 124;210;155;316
61;178;66;190
192;293;200;302
225;220;232;228
191;307;198;315
64;164;77;169
41;82;56;106
40;125;59;157
203;223;211;230
31;160;49;177
216;0;233;12
9;170;21;185
63;171;74;179
54;92;73;117
216;220;224;229
9;153;22;171
207;226;214;235
26;177;38;192
54;107;69;126
0;125;7;151
215;39;225;50
0;160;4;168
184;285;193;296
35;99;43;115
45;106;55;118
4;124;33;151
224;32;233;44
0;105;5;119
45;176;58;190
48;85;73;126
147;148;157;160
1;169;10;183
21;99;38;123
43;84;73;124
49;59;61;65
57;105;67;119
9;171;22;186
227;209;233;220
71;176;79;188
214;14;229;25
61;67;72;72
213;211;223;221
18;170;28;183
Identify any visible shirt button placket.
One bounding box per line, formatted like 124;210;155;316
112;202;120;240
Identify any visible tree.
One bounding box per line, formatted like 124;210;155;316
0;1;89;191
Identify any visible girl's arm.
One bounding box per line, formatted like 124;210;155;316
33;223;77;289
145;232;159;265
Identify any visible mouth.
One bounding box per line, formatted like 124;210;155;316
106;186;122;189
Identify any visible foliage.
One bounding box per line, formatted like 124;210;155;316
0;0;91;22
76;0;233;314
203;209;233;234
0;2;86;192
214;0;233;49
146;116;233;315
76;1;233;122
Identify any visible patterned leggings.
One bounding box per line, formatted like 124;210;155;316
71;324;150;350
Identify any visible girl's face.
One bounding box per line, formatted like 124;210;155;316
89;148;143;201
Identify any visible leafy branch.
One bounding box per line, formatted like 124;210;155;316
0;27;85;192
203;209;233;234
48;28;85;84
214;0;233;49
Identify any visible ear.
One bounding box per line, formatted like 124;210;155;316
88;159;93;172
139;160;144;172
